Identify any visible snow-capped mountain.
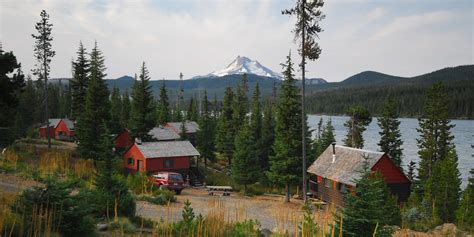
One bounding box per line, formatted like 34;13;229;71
195;56;282;79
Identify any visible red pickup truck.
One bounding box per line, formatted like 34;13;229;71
149;172;185;194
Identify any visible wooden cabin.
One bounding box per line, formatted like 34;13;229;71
148;126;180;141
113;129;133;152
307;144;410;206
39;118;75;141
123;140;200;176
165;121;199;145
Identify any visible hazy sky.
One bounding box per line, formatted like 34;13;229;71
1;0;473;82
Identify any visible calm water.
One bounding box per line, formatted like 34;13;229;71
308;115;474;188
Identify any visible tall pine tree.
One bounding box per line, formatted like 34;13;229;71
417;82;460;223
232;120;259;193
129;62;155;141
76;42;109;160
267;53;308;202
197;91;215;168
215;87;235;165
109;86;123;134
457;168;474;229
250;83;262;158
343;105;372;148
32;10;55;149
121;89;130;129
260;99;275;174
378;97;403;167
156;80;171;125
70;41;89;120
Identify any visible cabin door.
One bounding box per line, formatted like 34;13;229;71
137;160;143;172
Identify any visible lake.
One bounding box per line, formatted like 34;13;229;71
308;115;474;188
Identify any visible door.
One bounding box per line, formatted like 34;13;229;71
137;160;143;172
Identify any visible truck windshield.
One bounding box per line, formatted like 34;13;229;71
169;174;183;181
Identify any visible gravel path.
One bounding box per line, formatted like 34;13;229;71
136;188;307;232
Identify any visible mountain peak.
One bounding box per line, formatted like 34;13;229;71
195;56;282;79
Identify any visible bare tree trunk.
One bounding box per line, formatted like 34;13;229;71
301;0;308;203
285;183;291;203
44;68;51;149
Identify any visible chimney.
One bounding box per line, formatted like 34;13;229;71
331;142;336;163
135;137;142;145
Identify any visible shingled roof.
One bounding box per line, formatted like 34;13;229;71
136;141;200;158
307;145;385;186
40;118;74;130
166;121;200;134
148;127;180;141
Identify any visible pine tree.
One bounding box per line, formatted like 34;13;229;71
314;118;335;158
156;81;170;125
215;87;235;165
378;97;403;167
232;84;247;132
267;53;306;202
417;82;460;223
75;42;109;160
260;99;275;173
283;0;325;202
70;41;89;119
250;83;262;158
424;150;461;223
232;120;259;193
121;89;130;129
180;118;188;140
197;91;215;168
186;97;199;121
336;156;401;237
129;62;155;141
13;77;36;137
109;86;123;134
343;105;372;148
457;168;474;229
32;10;55;149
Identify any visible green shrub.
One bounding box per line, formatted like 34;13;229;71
109;217;136;234
13;179;96;237
226;219;261;237
137;189;176;205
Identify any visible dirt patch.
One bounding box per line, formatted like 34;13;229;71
136;188;319;232
0;173;42;194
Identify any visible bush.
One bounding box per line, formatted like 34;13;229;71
137;189;176;205
12;179;96;237
94;174;136;218
109;217;136;234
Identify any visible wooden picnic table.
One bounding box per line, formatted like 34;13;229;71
206;186;233;196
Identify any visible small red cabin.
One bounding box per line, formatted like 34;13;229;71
113;129;133;152
39;119;75;141
123;141;200;176
307;144;410;206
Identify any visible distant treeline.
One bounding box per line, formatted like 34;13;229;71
306;79;474;119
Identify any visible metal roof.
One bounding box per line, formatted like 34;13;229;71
148;127;180;141
307;145;385;186
166;121;200;134
136;141;200;158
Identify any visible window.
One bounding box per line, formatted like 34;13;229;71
127;158;134;165
337;183;349;194
324;178;332;188
164;159;173;168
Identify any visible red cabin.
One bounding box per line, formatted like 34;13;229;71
307;144;410;206
165;121;199;145
123;140;200;176
113;129;133;152
39;119;75;141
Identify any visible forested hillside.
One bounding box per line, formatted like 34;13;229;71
306;65;474;119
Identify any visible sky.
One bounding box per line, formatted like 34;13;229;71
1;0;473;82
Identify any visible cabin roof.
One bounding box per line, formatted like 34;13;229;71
148;127;180;141
307;145;385;186
136;141;200;158
40;118;74;130
166;121;200;133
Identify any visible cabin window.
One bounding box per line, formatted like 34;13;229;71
164;159;173;168
127;158;134;165
324;178;332;188
337;183;349;194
